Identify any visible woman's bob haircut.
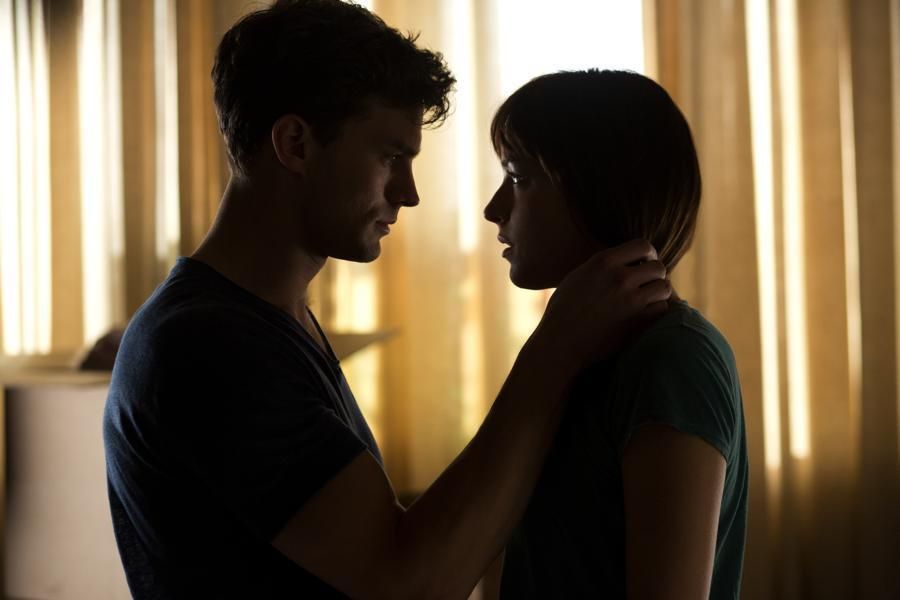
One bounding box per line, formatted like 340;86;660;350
491;69;701;271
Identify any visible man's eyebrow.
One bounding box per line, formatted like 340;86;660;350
386;140;420;157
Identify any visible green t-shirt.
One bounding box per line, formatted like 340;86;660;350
501;300;748;599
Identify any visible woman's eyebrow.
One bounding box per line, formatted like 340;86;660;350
503;159;531;172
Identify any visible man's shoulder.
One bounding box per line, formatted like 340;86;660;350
126;263;275;350
111;281;259;398
121;291;232;361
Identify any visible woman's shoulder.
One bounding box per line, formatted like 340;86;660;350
616;300;738;382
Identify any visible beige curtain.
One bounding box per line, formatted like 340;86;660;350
649;0;900;598
350;0;519;494
120;0;248;319
0;0;251;356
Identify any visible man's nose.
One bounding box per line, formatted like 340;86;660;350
387;164;420;207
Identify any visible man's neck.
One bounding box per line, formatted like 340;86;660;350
191;176;326;322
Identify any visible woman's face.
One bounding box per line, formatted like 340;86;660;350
484;146;600;290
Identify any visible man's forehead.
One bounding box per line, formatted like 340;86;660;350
352;97;421;124
358;103;423;150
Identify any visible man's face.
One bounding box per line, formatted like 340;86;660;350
298;102;423;262
484;146;599;289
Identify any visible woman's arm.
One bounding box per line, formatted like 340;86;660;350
622;422;726;600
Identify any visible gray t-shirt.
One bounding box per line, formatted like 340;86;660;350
501;300;748;599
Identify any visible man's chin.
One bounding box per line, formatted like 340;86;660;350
360;247;381;262
333;243;381;263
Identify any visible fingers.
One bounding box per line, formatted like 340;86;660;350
630;299;670;333
637;278;672;306
539;239;671;363
568;240;667;304
610;240;666;298
643;299;670;316
573;239;658;276
605;238;658;266
627;259;667;288
565;239;660;286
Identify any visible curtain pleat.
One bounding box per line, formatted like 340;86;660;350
175;0;229;258
850;0;900;597
48;0;85;351
120;0;160;317
371;0;469;492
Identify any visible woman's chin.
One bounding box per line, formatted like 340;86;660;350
509;264;560;291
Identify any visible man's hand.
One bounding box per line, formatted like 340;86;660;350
270;239;670;599
535;239;671;364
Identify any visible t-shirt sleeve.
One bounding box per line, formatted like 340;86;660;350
610;325;738;462
173;376;368;541
156;314;369;542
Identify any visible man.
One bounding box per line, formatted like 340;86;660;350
103;1;671;598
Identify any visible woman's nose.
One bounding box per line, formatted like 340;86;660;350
484;186;508;224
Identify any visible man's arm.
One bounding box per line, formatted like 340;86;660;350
274;335;573;599
273;240;671;600
621;423;726;600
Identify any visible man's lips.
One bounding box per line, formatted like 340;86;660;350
375;219;397;234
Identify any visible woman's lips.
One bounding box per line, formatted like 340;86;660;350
498;234;513;259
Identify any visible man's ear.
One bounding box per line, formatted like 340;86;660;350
271;114;316;174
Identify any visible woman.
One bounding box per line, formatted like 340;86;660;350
484;70;748;599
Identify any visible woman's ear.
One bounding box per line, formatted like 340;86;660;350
271;114;315;174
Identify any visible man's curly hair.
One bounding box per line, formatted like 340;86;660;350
212;0;455;175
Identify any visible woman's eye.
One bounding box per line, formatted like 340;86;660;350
507;172;526;184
